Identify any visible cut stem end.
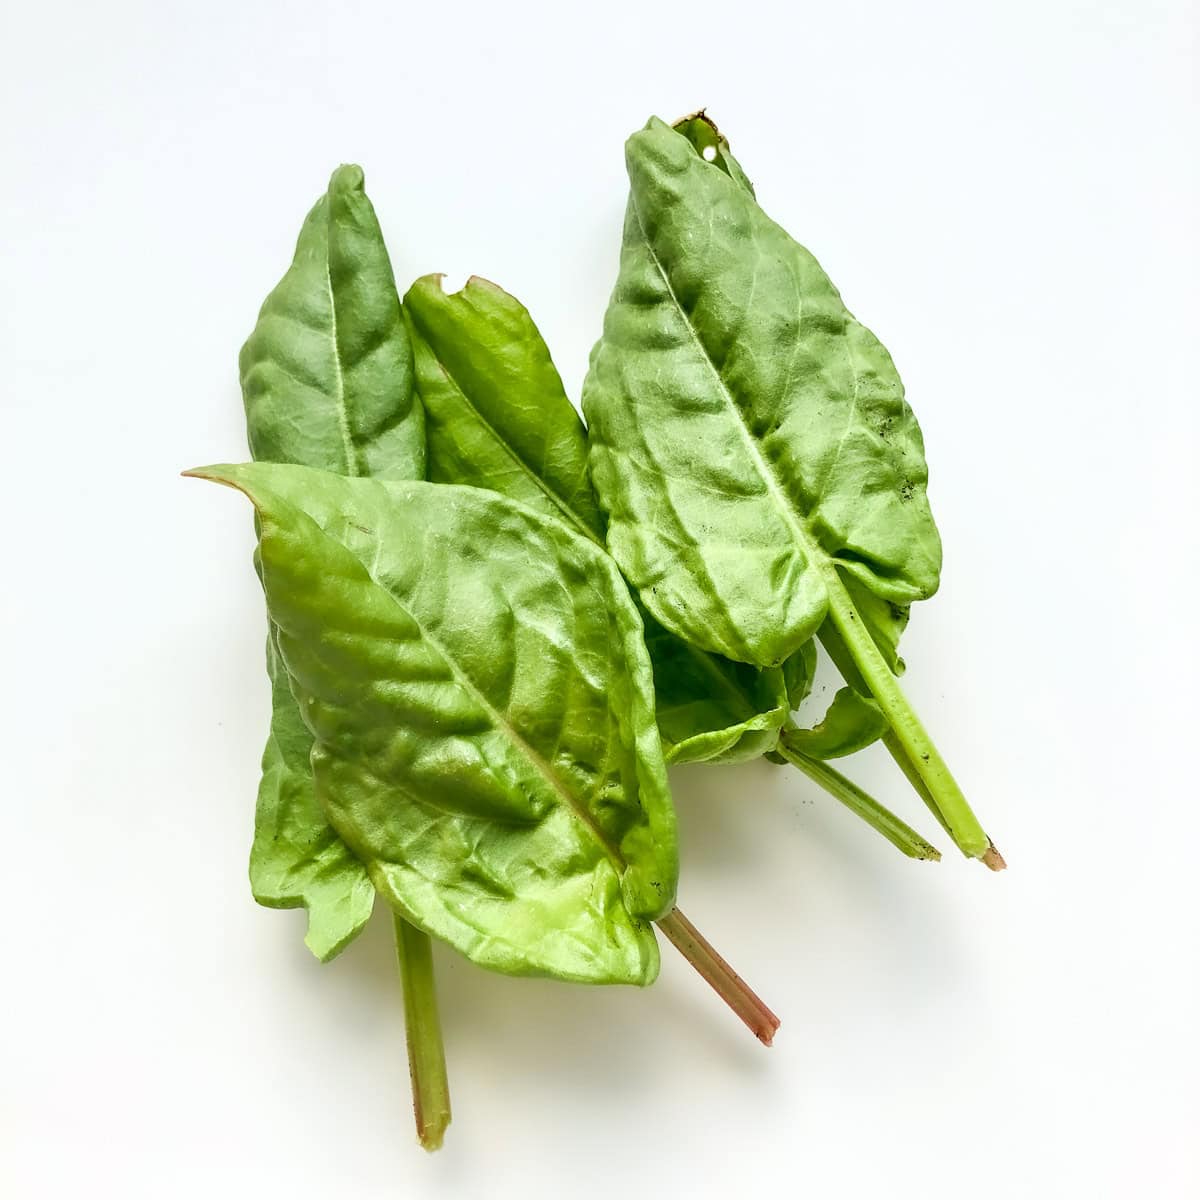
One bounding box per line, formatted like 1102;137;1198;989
981;842;1007;872
656;907;779;1046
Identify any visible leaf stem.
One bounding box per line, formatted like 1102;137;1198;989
775;728;942;860
656;907;780;1045
393;916;452;1151
880;730;953;839
815;621;953;840
819;567;1000;864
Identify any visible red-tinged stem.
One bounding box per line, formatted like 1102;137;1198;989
656;907;780;1046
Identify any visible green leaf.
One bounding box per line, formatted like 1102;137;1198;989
787;687;889;760
189;463;677;986
584;118;994;863
780;640;819;712
644;614;787;764
582;116;942;669
402;273;790;764
403;275;602;539
238;165;426;959
240;164;424;481
249;630;375;960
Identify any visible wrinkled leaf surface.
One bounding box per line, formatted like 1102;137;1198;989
241;165;423;481
583;117;941;668
194;464;677;986
403;274;789;764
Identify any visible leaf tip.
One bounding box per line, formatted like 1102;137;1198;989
181;463;238;488
181;465;263;510
465;273;504;297
328;162;365;193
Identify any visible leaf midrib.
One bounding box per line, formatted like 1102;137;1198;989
416;332;600;546
324;252;364;478
628;192;829;584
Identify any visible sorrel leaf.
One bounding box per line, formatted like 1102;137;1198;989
403;274;602;538
189;463;677;985
583;117;995;860
240;164;423;480
582;116;940;669
238;166;426;956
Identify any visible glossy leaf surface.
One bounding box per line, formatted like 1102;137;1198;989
402;274;789;764
583;117;942;668
191;463;677;985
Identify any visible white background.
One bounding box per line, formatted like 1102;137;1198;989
2;1;1196;1196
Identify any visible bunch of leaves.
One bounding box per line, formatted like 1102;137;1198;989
189;113;1003;1152
402;274;941;861
190;163;779;1153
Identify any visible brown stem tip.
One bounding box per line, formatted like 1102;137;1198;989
982;842;1007;872
657;907;780;1046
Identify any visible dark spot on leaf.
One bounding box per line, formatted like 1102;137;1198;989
899;480;915;502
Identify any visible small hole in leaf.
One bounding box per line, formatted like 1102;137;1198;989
701;145;718;162
439;273;470;296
